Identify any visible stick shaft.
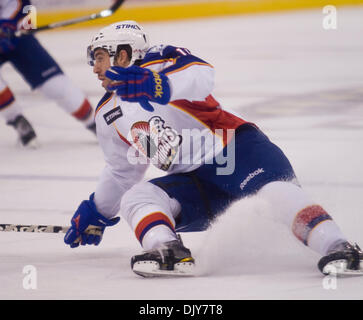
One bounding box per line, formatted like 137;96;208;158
0;224;69;233
18;0;125;35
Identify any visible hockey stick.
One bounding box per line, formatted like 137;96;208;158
17;0;125;36
0;223;69;233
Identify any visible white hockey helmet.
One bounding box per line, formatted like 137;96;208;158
87;20;149;67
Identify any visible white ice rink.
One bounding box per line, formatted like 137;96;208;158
1;7;363;300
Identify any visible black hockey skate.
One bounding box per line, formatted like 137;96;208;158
318;241;363;277
131;236;195;277
86;122;96;135
7;115;38;147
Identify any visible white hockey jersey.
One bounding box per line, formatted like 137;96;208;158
93;45;248;217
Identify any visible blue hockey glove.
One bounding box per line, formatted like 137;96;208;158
64;193;120;248
105;66;171;112
0;19;18;55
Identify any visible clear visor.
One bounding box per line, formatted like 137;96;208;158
87;45;95;66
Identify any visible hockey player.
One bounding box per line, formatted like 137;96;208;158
64;20;362;277
0;0;96;147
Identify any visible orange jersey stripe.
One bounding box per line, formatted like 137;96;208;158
292;205;332;245
165;61;213;76
135;212;175;243
140;58;175;68
95;93;114;117
112;123;132;146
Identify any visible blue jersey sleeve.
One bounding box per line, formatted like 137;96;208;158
142;45;213;76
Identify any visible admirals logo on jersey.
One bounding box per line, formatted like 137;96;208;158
103;106;123;125
131;116;182;171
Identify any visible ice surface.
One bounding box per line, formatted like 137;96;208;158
1;7;363;299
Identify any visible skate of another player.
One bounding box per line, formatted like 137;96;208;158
0;0;97;148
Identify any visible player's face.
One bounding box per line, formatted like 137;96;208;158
93;49;111;89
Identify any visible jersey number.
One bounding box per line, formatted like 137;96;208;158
176;48;191;56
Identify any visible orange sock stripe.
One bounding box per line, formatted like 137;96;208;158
72;99;93;120
0;87;15;110
292;205;332;245
135;212;175;244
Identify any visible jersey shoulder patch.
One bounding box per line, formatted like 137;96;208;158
142;45;190;64
141;44;212;75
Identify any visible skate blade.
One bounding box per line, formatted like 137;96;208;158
16;138;40;149
323;259;363;277
132;260;195;278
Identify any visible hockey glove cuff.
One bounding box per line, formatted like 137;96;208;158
105;66;171;112
64;193;120;248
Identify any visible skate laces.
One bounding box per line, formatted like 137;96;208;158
342;242;362;270
353;243;363;255
343;242;362;254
